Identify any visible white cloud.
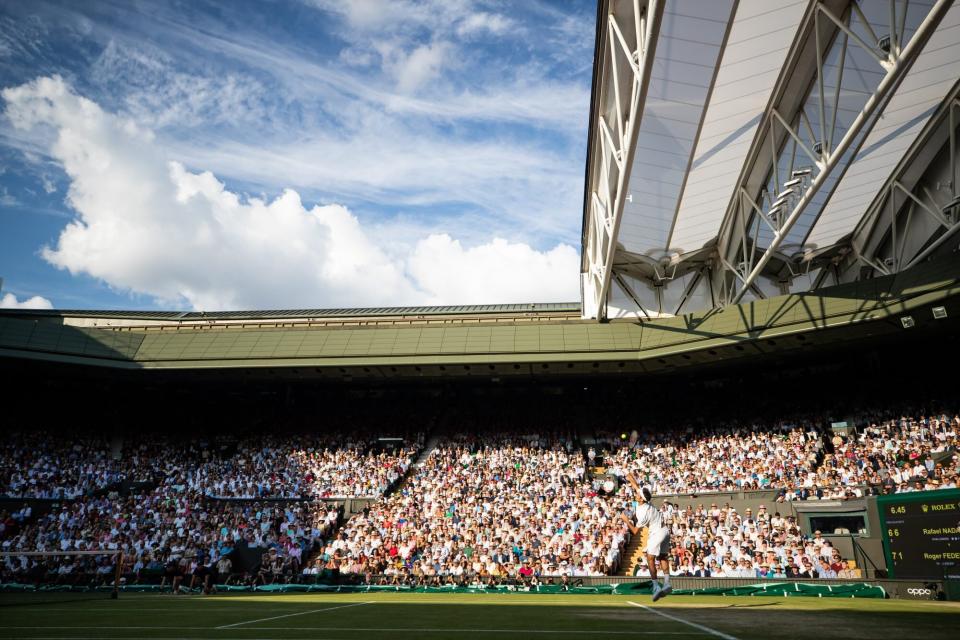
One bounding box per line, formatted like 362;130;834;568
310;0;456;34
0;185;17;206
409;235;578;305
309;0;461;93
89;40;269;129
456;12;512;37
0;292;54;309
389;41;453;94
4;1;589;241
40;172;56;193
3;76;579;309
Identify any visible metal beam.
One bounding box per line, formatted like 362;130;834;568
905;219;960;269
729;0;951;305
842;87;960;273
582;0;664;320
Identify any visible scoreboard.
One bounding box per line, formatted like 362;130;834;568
878;489;960;579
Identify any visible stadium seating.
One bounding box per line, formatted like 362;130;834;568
331;434;627;583
593;413;959;497
1;432;419;588
1;412;957;588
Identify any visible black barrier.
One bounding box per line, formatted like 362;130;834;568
228;541;265;575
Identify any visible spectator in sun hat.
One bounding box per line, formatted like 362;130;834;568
785;561;801;578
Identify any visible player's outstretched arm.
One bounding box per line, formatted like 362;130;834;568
625;473;641;493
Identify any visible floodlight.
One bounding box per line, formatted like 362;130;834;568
941;195;960;212
932;306;947;320
776;189;797;200
792;168;812;177
784;178;803;188
900;316;915;329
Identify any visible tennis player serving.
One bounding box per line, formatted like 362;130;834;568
620;473;672;601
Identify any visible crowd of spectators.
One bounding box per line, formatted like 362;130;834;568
1;409;957;588
0;431;419;589
1;434;125;499
599;426;823;495
0;481;342;589
326;434;628;586
629;502;861;580
820;414;959;495
590;412;959;500
2;432;420;501
180;435;418;499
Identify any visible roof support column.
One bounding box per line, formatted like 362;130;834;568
582;0;663;320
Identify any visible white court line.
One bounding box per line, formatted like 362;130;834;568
249;629;699;635
626;601;739;640
13;608;293;612
215;600;374;629
0;627;699;636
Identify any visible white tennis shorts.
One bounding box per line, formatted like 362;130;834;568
646;530;671;557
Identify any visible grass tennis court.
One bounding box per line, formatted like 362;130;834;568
1;592;959;640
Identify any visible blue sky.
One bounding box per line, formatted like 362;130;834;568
0;0;595;310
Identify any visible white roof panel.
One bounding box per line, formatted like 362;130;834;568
668;0;808;253
618;0;736;256
805;9;960;248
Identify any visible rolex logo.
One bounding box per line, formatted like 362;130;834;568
922;504;929;513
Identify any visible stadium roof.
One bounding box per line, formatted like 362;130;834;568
1;302;580;325
581;0;960;320
2;254;957;377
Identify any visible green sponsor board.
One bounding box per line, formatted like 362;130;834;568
1;581;886;598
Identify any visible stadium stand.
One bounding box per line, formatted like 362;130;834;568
2;403;956;589
332;433;627;584
2;432;419;501
624;501;862;579
598;425;824;494
1;431;421;590
591;413;960;499
1;434;125;499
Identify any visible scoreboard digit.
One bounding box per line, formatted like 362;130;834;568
878;489;960;579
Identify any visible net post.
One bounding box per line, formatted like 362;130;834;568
111;550;123;600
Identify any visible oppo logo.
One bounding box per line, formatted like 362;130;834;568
906;588;932;596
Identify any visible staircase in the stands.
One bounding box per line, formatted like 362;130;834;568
618;528;649;576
